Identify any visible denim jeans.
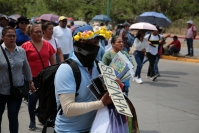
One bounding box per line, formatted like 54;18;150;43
154;54;160;75
24;79;30;99
167;46;179;55
146;52;156;77
28;78;38;123
0;94;22;133
186;38;193;55
142;57;149;65
134;50;144;78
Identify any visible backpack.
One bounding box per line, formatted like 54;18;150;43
192;25;197;39
126;32;135;47
35;59;81;133
148;34;160;41
148;34;162;54
148;34;161;47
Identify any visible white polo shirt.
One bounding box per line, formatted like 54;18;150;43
53;26;73;55
186;26;197;38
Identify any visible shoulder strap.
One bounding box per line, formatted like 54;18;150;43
158;34;160;40
148;34;151;41
65;59;81;96
0;46;13;87
54;38;58;49
31;41;45;69
95;60;101;74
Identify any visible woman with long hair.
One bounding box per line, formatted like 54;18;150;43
21;24;56;130
133;30;148;84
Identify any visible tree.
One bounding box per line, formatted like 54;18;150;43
1;0;199;24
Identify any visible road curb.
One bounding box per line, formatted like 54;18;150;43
161;55;199;63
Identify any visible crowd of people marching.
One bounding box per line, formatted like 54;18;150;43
0;14;196;133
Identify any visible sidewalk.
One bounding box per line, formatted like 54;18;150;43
161;47;199;63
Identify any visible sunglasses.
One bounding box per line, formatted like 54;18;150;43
61;20;67;23
20;22;28;25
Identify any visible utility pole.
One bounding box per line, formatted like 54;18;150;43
107;0;110;17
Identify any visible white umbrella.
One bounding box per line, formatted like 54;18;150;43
74;21;87;26
129;22;157;31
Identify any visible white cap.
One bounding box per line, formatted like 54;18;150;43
93;26;101;32
93;22;100;26
187;20;193;24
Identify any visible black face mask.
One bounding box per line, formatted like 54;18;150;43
74;42;100;68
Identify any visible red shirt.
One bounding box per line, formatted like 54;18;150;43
22;40;55;77
169;40;181;51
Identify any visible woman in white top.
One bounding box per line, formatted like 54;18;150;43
133;30;148;84
42;22;64;63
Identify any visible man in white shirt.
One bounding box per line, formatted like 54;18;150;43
53;16;73;61
145;29;162;81
0;15;9;42
185;20;197;56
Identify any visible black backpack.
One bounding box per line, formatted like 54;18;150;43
35;59;81;133
148;34;162;50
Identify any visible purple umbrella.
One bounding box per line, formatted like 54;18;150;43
39;14;59;22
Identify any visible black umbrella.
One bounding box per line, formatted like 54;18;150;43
136;12;171;27
92;14;111;22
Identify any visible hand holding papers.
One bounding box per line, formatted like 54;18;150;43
87;75;107;100
109;51;134;82
87;63;133;117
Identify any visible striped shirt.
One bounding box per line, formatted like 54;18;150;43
0;43;32;95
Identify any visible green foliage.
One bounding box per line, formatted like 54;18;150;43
0;0;199;23
0;0;51;18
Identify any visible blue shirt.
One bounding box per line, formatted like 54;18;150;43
16;28;30;46
96;42;105;61
54;52;100;133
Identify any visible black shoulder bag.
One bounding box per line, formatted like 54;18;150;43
1;46;27;99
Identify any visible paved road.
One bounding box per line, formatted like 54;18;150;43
2;59;199;133
179;47;199;57
129;59;199;133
